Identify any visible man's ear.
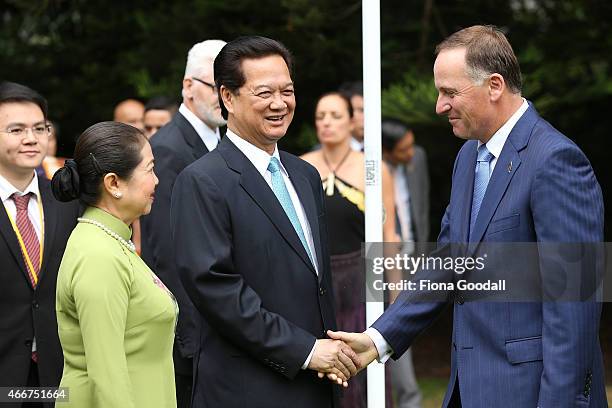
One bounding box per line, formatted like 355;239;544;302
489;73;505;102
182;78;194;100
220;85;235;115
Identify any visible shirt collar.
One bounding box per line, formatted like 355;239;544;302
479;98;529;158
82;206;133;241
0;171;40;203
225;128;287;178
179;103;220;151
350;137;363;152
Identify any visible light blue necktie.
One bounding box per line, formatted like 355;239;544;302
267;157;315;265
469;145;494;240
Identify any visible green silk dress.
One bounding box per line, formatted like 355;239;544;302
56;207;177;408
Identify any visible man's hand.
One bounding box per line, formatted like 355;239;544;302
325;330;379;373
307;339;361;387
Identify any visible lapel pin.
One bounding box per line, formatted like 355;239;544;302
507;161;513;173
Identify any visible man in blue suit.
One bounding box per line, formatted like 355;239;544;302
329;25;606;407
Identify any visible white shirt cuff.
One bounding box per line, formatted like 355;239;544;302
365;327;393;363
301;343;316;369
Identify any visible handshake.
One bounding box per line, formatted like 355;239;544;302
307;330;380;387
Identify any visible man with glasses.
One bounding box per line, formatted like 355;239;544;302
140;39;226;408
0;81;79;407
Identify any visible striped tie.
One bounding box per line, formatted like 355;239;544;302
11;193;40;287
469;145;494;240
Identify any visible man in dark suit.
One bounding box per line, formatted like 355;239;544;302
330;25;606;407
0;82;79;407
171;36;359;408
140;39;226;408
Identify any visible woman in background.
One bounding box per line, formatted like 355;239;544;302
51;121;177;408
302;92;399;408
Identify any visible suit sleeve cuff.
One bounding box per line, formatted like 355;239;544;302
365;327;394;363
301;343;316;369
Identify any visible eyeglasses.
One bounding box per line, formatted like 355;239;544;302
0;124;51;138
192;77;217;92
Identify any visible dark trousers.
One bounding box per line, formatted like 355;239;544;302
175;370;193;408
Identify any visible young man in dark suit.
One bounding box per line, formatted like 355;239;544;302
171;36;360;408
0;82;79;407
139;39;227;408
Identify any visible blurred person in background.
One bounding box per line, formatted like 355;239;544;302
113;98;145;132
338;81;364;151
301;91;399;408
381;118;431;408
52;121;177;408
143;96;178;139
140;39;226;408
37;121;67;180
0;81;79;408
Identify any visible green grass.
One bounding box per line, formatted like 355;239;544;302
418;378;612;407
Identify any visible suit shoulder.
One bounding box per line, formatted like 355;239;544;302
179;149;227;180
281;151;320;180
150;121;185;151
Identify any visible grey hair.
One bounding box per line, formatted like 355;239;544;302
183;39;227;79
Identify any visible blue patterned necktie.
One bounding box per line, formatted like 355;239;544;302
267;157;315;265
469;145;494;240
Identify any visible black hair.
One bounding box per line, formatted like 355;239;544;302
144;96;178;114
338;81;363;100
0;81;48;119
315;92;353;118
51;121;147;206
214;36;293;120
381;118;412;151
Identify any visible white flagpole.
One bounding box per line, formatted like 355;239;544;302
362;0;385;407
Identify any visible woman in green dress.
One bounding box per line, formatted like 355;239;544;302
51;121;177;408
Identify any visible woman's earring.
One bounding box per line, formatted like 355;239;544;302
114;192;122;199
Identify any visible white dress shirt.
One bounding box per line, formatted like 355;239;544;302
179;103;221;152
350;137;364;152
0;171;43;240
225;129;319;369
366;98;530;363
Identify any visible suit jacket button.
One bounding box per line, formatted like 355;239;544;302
319;287;326;296
31;300;39;309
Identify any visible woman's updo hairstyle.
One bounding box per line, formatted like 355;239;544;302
51;121;147;205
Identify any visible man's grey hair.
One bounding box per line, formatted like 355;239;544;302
184;39;227;79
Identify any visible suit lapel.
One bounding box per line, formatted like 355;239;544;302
38;180;57;284
175;112;209;159
0;201;31;284
219;139;317;276
467;104;537;253
468;146;521;252
281;152;323;281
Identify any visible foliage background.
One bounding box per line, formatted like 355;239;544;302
2;0;610;240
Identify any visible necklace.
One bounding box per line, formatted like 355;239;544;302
78;217;136;253
322;147;352;196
